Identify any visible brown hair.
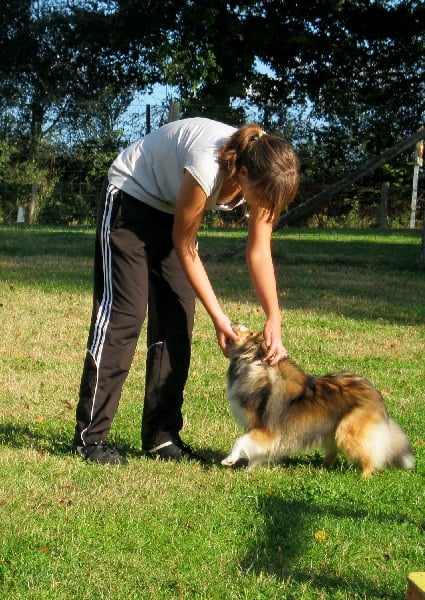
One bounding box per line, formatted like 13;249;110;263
217;123;300;222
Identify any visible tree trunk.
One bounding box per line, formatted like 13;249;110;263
29;182;38;225
379;181;389;228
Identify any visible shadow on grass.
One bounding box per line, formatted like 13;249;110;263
0;227;95;258
0;420;222;465
240;494;412;600
1;228;424;324
206;233;425;326
0;421;134;458
0;421;74;456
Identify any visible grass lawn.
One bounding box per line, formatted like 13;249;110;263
0;225;424;599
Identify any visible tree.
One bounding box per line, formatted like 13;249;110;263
250;1;424;152
0;0;163;220
1;1;424;225
0;1;147;154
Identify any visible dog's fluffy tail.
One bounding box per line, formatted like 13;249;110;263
364;418;415;474
386;418;415;470
337;414;415;476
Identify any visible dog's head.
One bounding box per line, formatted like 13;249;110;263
226;324;267;362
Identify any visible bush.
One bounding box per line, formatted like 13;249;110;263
37;194;96;225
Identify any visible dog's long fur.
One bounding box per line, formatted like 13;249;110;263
222;325;415;476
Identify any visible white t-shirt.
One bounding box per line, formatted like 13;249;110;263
108;117;242;214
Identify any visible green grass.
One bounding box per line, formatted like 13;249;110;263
0;225;424;599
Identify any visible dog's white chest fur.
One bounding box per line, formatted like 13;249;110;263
226;386;249;429
227;360;265;430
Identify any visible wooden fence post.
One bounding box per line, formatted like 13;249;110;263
168;101;180;123
410;127;424;229
146;104;151;134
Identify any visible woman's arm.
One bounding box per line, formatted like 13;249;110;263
172;171;238;353
246;206;288;364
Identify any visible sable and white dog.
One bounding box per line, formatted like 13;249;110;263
222;325;415;476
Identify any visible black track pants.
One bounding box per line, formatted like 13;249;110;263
74;181;196;449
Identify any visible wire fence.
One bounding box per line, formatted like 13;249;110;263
1;101;424;229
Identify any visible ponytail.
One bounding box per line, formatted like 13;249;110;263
217;124;265;178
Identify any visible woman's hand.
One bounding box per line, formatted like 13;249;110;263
262;317;288;365
213;314;239;356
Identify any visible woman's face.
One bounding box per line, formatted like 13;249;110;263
216;177;243;206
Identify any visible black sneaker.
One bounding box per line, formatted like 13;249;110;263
73;441;128;465
145;438;208;466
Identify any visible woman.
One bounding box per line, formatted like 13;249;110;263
73;117;300;465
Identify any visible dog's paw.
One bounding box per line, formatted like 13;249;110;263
221;455;235;467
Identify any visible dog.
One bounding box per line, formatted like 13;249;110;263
222;325;415;477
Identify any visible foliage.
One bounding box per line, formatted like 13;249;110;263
0;1;423;224
0;140;15;174
2;0;423;141
37;194;95;226
0;140;58;223
0;1;138;153
249;0;424;153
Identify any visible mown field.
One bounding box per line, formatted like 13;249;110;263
0;226;423;599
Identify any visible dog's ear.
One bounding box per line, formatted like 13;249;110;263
231;323;249;335
256;334;268;359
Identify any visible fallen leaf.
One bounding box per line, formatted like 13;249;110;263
61;399;74;410
314;530;327;540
